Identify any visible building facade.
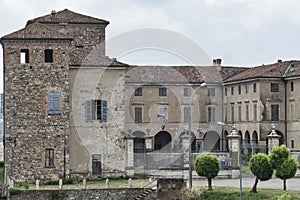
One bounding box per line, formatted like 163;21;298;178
1;10;300;182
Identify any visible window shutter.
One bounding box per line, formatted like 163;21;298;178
48;92;60;115
101;100;107;122
53;92;60;114
86;100;92;121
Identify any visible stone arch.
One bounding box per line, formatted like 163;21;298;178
238;130;243;143
244;130;251;160
252;131;259;154
154;131;172;152
132;131;146;167
203;131;220;152
179;131;196;152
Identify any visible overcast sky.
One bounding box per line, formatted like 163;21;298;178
1;0;300;85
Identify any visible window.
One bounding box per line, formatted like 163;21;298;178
20;49;29;64
45;149;54;167
238;85;241;95
184;88;191;97
48;92;60;115
208;107;215;122
92;154;102;175
271;104;279;121
208;88;215;96
253;83;257;93
245;83;249;94
159;88;167;96
184;107;191;123
271;83;279;92
134;107;142;123
134;87;142;96
291;140;295;149
253;104;257;121
86;100;107;122
225;88;227;96
45;49;53;63
246;104;249;121
291;82;294;92
231;87;234;95
238;105;242;121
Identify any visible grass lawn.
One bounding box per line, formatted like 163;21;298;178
190;186;300;200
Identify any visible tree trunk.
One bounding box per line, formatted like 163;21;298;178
283;177;286;191
250;176;259;193
208;178;212;191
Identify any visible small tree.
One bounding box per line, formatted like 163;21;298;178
269;145;298;191
194;152;220;191
269;145;290;169
275;157;298;191
249;153;273;193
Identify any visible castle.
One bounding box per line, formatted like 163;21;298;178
1;9;299;182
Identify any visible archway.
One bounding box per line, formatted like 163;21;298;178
244;131;251;161
252;131;259;154
154;131;172;152
179;131;196;153
203;131;220;152
132;131;146;167
223;130;229;152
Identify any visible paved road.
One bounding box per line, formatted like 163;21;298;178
193;177;300;191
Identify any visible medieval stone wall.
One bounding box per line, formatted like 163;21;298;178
2;39;71;181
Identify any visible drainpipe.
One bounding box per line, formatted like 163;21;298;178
284;80;287;145
282;64;292;146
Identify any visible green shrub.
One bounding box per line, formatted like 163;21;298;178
14;181;29;189
9;188;21;196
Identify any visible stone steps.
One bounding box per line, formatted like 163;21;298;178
134;188;156;200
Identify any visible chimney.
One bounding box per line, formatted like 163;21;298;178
213;59;217;66
216;58;222;66
277;59;282;63
51;10;56;19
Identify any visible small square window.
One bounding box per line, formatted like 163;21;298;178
184;88;191;97
20;49;29;64
45;49;53;63
159;88;167;96
208;88;215;96
271;83;279;92
134;87;142;96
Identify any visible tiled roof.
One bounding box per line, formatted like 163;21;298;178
26;9;109;26
125;65;246;84
0;22;72;41
224;60;300;82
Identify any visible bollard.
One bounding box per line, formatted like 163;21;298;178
106;178;110;188
59;179;63;190
82;178;87;190
128;178;132;188
148;177;152;188
9;179;14;189
36;180;40;190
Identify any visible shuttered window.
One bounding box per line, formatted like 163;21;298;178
86;100;107;122
48;92;60;115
